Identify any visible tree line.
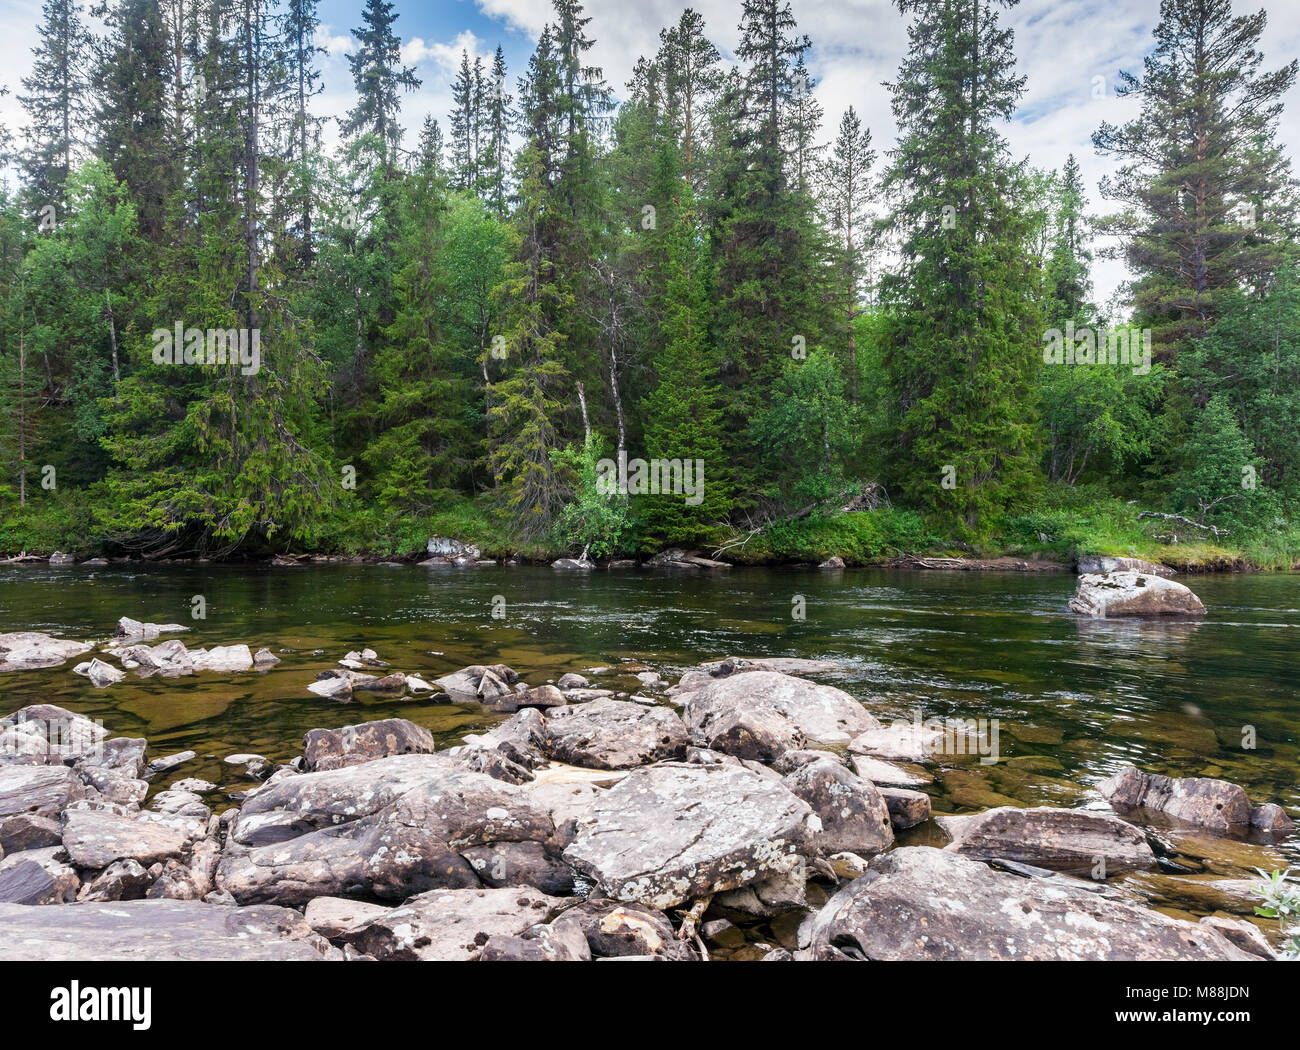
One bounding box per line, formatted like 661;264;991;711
0;0;1296;560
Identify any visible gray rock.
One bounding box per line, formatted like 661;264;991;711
342;886;562;960
849;754;932;786
936;806;1155;876
684;671;877;761
1099;764;1266;833
0;763;84;820
253;647;281;668
802;847;1257;960
479;913;592;960
0;899;339;960
564;762;816;910
190;644;255;673
352;672;408;696
73;658;125;687
217;758;556;904
0;812;63;853
1;703;107;762
879;786;932;829
781;758;893;857
303;896;393;940
81;859;153;901
114;617;190;642
147;750;197;774
1069;571;1206;618
433;663;520;701
1251;802;1296;834
0;859;74;904
307;675;353;700
0;632;94;672
61;809;197;869
544;699;688;770
848;723;947;763
302;718;437;772
552;558;595;571
557;673;589;690
0;846;79;902
461;840;575;895
1077;555;1174;577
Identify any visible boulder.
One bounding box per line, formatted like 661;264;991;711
552;558;595;571
147;750;196;774
0;859;76;905
558;898;697;959
819;556;846;569
302;718;437;772
936;806;1155;876
849;754;932;787
307;675;353;701
461;840;575;895
114;617;190;642
557;673;589;690
217;757;557;904
683;671;876;760
425;537;480;560
1251;803;1296;834
1;703;107;762
0;812;62;853
73;658;125;687
303;896;393;940
0;632;93;672
479;912;592;960
879;786;932;829
1098;764;1276;834
544;699;688;770
802;847;1259;960
253;648;281;668
781;758;893;857
190;644;255;673
433;663;520;701
0;764;84;820
353;672;408;696
61;809;196;869
0;899;339;960
0;846;79;903
81;859;153;902
342;886;562;961
1069;571;1206;618
563;762;816;910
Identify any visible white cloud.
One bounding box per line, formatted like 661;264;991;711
314;24;355;57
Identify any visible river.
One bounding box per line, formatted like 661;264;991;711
2;562;1297;921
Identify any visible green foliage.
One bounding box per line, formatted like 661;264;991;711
1254;868;1300;960
550;436;629;559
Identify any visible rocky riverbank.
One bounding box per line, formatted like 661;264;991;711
0;631;1293;961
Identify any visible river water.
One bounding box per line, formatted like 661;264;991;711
2;562;1297;923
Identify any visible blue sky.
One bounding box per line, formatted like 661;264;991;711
3;0;1300;304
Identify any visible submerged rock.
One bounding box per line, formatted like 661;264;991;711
564;761;816;910
936;806;1155;875
1069;571;1206;618
114;617;191;642
801;847;1258;961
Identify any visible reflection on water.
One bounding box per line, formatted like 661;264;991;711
1;562;1297;919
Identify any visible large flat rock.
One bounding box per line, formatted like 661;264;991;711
802;847;1258;961
564;762;816;909
0;633;93;672
936;806;1156;875
61;809;196;869
0;900;339;960
342;886;562;960
0;764;85;820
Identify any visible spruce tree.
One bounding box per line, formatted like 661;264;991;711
18;0;91;209
879;0;1041;538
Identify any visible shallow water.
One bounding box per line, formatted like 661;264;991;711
2;562;1297;925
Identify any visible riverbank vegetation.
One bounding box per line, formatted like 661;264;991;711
0;0;1298;570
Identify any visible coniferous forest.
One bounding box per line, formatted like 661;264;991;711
1;0;1298;568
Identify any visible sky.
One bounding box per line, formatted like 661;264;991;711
2;0;1299;307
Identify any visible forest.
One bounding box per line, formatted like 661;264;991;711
0;0;1297;568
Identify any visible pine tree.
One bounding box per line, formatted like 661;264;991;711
1092;0;1297;354
658;8;721;191
878;0;1041;538
480;46;513;216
